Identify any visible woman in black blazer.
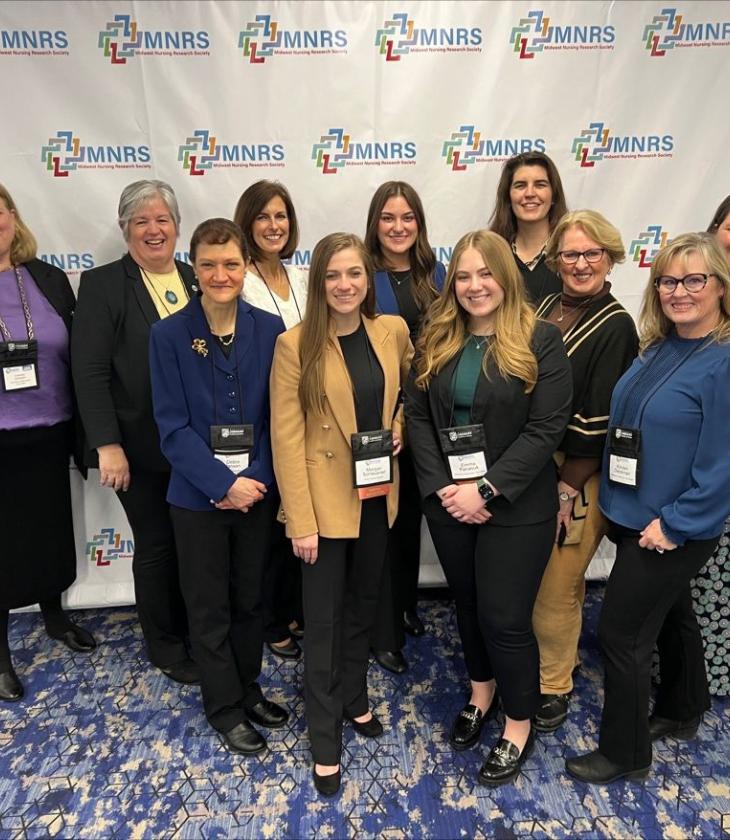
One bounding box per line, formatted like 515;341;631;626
71;180;197;684
0;183;95;702
405;230;572;785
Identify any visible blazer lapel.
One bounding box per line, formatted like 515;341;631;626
176;260;198;299
232;301;254;374
362;315;396;427
325;322;358;444
432;351;461;427
124;253;159;327
25;260;68;329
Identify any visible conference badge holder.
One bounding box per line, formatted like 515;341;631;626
210;424;253;473
438;424;488;481
0;339;39;392
608;426;641;487
351;428;393;499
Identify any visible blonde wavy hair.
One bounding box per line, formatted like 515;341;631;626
0;183;38;265
545;209;625;272
639;232;730;352
415;230;538;392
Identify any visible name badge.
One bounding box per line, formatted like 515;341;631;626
438;424;488;481
608;426;641;487
0;339;39;392
351;428;393;499
210;424;253;475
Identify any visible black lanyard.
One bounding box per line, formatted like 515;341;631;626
341;324;385;429
253;261;302;323
0;267;34;341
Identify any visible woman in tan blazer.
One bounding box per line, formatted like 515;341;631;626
270;232;413;796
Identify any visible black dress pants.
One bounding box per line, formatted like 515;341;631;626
171;499;275;733
425;498;554;720
263;518;303;643
597;529;717;768
302;497;388;765
116;470;189;668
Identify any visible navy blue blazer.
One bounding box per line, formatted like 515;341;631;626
373;261;446;315
150;295;285;511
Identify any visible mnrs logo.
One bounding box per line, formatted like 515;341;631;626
629;226;670;267
0;28;68;55
178;130;285;175
311;128;416;174
442;125;545;171
643;7;730;56
41;131;151;177
238;14;347;63
375;12;482;60
86;527;134;567
510;10;615;58
38;252;94;275
98;14;209;64
571;122;673;167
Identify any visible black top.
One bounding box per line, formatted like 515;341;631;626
388;271;421;339
215;334;234;359
513;253;562;305
338;321;385;431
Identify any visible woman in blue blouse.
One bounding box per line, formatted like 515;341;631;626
566;232;730;784
364;181;445;672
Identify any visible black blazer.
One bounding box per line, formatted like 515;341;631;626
71;253;196;471
404;320;573;526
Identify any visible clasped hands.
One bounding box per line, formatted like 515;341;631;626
438;482;492;525
215;477;267;512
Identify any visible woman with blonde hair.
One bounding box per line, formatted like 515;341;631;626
405;230;572;785
567;232;730;783
270;232;412;795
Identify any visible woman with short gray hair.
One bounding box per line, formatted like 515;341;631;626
71;180;198;685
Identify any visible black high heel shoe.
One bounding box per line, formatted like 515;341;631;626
313;766;341;796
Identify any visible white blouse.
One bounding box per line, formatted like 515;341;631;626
241;265;308;330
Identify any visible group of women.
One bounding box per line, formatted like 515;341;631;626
1;156;728;796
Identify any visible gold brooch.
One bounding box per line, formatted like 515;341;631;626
192;338;208;358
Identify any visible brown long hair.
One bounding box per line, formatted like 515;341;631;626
0;183;38;265
415;231;538;392
233;180;299;261
707;195;730;234
364;181;439;312
488;152;568;242
298;233;375;415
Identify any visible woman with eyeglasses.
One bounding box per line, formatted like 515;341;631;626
531;211;638;733
566;232;730;784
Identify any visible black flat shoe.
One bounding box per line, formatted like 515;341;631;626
348;713;384;738
533;693;570;732
48;623;96;653
648;714;700;742
450;691;499;751
477;728;535;786
219;721;267;755
0;668;24;702
246;699;289;729
372;649;407;674
160;658;201;685
403;609;425;637
313;766;341;796
266;639;302;660
289;622;305;639
565;750;650;784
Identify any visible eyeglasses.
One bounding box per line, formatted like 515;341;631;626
557;248;606;265
654;273;714;293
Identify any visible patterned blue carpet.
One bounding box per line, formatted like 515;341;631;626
1;585;728;839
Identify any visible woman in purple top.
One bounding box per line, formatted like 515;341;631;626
0;184;96;703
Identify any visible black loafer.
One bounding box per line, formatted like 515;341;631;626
289;622;305;639
347;713;384;738
534;693;570;732
266;639;302;660
477;728;535;786
372;649;407;674
48;623;96;653
160;659;201;685
0;668;24;702
313;766;341;796
450;691;499;751
246;699;289;729
219;721;267;755
565;749;650;784
403;609;425;637
648;714;700;742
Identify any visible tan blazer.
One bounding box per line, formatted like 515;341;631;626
270;314;413;539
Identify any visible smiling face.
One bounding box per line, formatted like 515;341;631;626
0;198;16;267
557;225;611;297
658;251;723;339
127;195;177;273
510;164;552;226
377;195;418;268
251;195;289;260
453;247;504;334
324;247;368;320
194;240;246;306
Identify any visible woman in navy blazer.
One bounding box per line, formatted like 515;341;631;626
364;181;445;672
150;218;288;756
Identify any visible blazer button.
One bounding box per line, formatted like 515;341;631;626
322;424;330;430
325;451;334;459
226;374;234;381
229;407;237;414
228;391;236;398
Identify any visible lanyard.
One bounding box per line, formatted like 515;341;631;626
341;324;385;428
0;267;34;341
253;261;302;323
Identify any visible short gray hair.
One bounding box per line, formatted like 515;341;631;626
117;180;181;241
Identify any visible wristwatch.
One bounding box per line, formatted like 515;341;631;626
559;490;577;502
476;477;495;504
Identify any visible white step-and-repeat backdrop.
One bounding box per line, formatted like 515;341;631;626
2;1;728;605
